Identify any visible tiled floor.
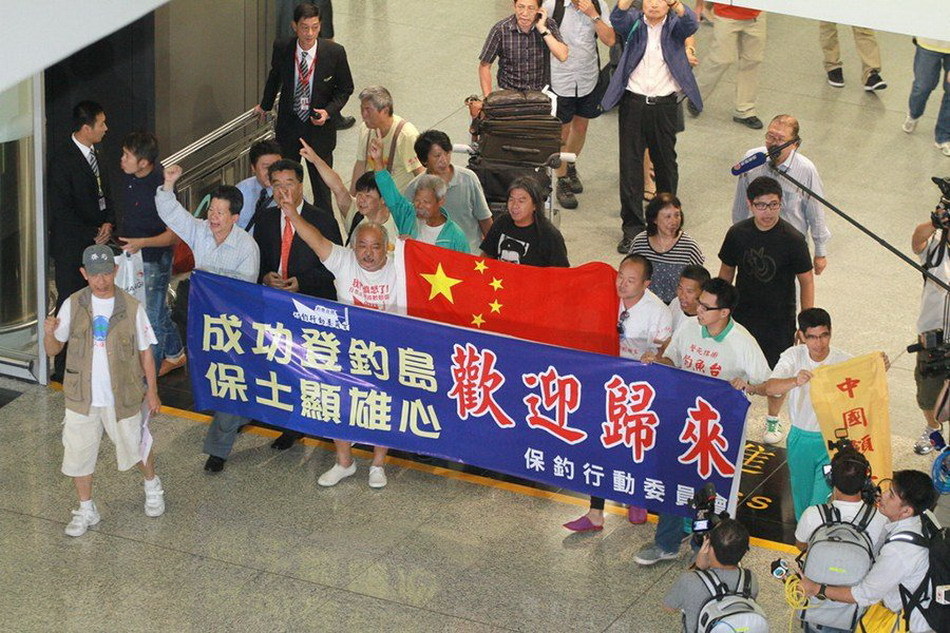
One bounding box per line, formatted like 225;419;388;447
4;1;950;631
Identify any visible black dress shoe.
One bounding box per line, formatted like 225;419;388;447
336;115;356;130
271;431;302;450
204;455;225;473
617;236;636;254
732;115;763;130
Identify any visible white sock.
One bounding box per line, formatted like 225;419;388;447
80;499;94;510
144;476;162;490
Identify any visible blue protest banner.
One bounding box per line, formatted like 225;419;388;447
188;271;751;517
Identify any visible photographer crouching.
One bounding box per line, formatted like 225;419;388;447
909;176;950;455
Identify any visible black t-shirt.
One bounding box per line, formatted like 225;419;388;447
718;218;812;322
480;214;569;267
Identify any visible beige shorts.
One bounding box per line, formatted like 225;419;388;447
61;407;143;477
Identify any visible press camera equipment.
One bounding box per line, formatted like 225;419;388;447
930;176;950;229
821;437;880;506
928;430;950;495
770;559;791;580
689;482;730;547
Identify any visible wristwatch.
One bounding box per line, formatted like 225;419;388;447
816;584;828;601
539;30;550;37
593;15;602;22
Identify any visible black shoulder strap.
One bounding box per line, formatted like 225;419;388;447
818;503;840;525
736;569;753;599
695;569;727;600
856;504;877;532
552;0;566;26
886;531;929;548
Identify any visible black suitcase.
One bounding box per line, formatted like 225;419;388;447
483;89;552;119
476;117;563;167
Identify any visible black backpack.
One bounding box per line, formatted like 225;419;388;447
884;511;950;632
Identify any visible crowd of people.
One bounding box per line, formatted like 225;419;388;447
42;1;947;631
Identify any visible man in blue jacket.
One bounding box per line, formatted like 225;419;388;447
601;0;700;254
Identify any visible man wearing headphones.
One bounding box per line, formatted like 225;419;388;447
800;470;939;633
794;446;888;632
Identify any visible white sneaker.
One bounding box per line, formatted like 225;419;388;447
65;503;100;537
144;478;165;518
914;428;936;455
937;141;950;157
762;418;784;445
318;462;356;487
902;115;919;133
368;466;387;489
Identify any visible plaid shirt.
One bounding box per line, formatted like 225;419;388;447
479;15;563;91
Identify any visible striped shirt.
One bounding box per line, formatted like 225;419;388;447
731;148;831;256
479;15;564;91
155;187;260;283
630;231;705;304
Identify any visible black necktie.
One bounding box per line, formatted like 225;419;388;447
246;188;271;232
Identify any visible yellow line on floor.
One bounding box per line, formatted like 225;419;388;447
50;383;798;554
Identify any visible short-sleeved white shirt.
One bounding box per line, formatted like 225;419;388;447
54;294;156;407
795;500;889;630
323;244;399;311
668;296;692;333
770;344;851;432
619;290;672;360
665;318;770;385
917;234;950;333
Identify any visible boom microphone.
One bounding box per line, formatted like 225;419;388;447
731;152;768;176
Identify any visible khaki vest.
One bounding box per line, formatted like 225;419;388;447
63;287;146;420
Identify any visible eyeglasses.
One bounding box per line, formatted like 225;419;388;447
696;301;724;312
751;201;781;211
617;309;629;335
765;132;790;143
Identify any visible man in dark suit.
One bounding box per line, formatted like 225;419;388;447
47;101;115;381
255;1;354;214
255;158;342;450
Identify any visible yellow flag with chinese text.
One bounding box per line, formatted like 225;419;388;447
810;352;892;482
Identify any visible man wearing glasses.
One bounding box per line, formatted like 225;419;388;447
730;114;830;276
720;175;814;445
634;277;770;564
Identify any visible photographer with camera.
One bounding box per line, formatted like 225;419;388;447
793;445;888;632
910;178;950;455
799;470;940;633
663;518;767;633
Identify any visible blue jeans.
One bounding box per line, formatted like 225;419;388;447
909;43;950;143
143;250;184;371
655;512;689;553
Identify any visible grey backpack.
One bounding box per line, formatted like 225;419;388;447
799;503;877;586
695;568;770;633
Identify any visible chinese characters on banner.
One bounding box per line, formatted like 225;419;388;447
188;271;752;517
809;352;893;481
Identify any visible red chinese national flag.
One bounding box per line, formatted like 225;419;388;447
403;240;619;354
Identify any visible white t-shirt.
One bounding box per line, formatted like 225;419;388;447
917;233;950;333
795;499;889;630
323;244;399;311
771;344;851;432
668;296;691;333
665;318;770;385
415;220;443;246
619;290;672;360
54;294;156;407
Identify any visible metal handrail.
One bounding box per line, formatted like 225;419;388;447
163;106;270;166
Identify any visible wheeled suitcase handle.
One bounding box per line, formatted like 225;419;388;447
502;145;540;156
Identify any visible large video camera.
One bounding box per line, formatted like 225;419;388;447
907;177;950;376
821;438;880;506
688;482;729;547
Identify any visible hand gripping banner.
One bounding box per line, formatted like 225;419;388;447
188;271;751;517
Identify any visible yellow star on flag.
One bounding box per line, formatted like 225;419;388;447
489;277;504;291
488;299;503;314
420;264;463;302
474;260;488;274
471;313;486;328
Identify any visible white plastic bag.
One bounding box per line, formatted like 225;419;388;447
114;250;146;304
